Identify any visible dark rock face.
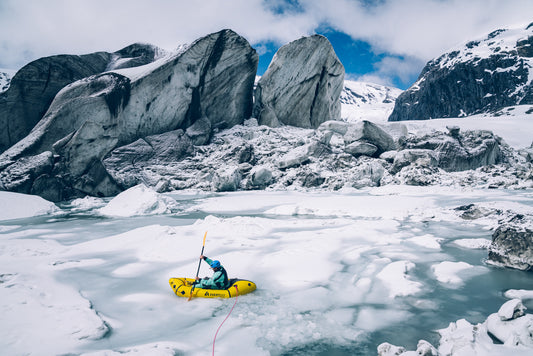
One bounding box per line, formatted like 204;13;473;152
389;24;533;121
488;215;533;271
0;29;258;200
254;35;344;128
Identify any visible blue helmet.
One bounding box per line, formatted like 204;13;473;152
210;260;221;268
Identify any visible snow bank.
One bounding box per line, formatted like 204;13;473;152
0;191;58;220
98;184;177;217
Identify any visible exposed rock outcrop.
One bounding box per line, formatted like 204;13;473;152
389;23;533;121
254;35;344;128
0;29;258;200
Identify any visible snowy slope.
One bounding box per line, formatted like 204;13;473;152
390;23;533;121
341;80;402;123
0;68;16;93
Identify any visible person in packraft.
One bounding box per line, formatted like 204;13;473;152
193;255;230;289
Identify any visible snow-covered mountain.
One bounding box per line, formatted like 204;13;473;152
389;22;533;121
0;68;15;93
341;80;402;122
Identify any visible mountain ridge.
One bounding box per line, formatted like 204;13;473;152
389;22;533;121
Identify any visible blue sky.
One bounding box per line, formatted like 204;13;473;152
1;0;532;90
255;28;418;89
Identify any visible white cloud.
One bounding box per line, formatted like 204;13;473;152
302;0;533;60
1;0;532;87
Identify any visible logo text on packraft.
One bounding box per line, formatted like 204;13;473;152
204;291;224;297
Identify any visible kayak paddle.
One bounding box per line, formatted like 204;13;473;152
188;231;207;301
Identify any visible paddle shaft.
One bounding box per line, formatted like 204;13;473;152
189;232;207;300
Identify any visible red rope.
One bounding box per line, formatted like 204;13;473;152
212;285;239;356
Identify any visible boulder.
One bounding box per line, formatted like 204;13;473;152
343;120;396;155
302;172;325;188
0;29;258;200
350;160;386;188
278;144;312;169
488;215;533;270
212;166;242;192
249;166;273;188
344;141;378;157
391;149;438;174
318;120;349;135
186;116;212;145
0;53;111;153
400;129;504;172
0;43;166;153
254;35;344;128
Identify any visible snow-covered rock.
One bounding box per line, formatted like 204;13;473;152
254;35;344;128
486;299;533;346
378;340;437;356
382;299;533;355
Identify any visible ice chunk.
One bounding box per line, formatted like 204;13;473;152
407;234;442;249
504;289;533;300
452;238;492;249
98;184;176;217
69;196;106;211
376;260;423;298
431;261;487;286
0;191;58;220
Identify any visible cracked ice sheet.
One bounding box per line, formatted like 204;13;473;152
2;187;533;355
0;237;109;355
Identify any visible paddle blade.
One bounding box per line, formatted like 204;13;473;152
202;231;207;246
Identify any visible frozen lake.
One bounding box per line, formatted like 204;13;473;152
1;186;533;355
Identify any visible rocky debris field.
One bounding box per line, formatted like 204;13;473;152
102;118;533;195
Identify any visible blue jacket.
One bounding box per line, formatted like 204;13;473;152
195;257;230;289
